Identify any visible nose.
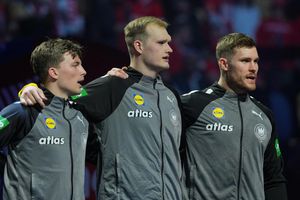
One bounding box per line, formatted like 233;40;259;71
249;61;258;73
80;65;87;77
167;43;173;53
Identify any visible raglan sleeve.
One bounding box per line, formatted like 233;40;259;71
73;76;114;123
180;92;203;131
0;103;27;147
263;112;288;200
179;92;203;153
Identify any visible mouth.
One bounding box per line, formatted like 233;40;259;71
77;79;85;87
246;74;256;82
162;56;169;62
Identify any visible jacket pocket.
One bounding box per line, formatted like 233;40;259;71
115;153;121;200
31;172;68;200
188;164;196;200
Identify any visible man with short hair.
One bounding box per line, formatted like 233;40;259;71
181;32;287;200
0;38;88;199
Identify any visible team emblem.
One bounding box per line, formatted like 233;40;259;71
254;123;266;142
169;109;179;126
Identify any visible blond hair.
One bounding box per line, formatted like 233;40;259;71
124;16;168;56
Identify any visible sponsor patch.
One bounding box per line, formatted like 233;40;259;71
45;117;56;129
275;138;282;157
212;107;224;119
71;88;88;100
254;123;266;142
133;94;145;106
39;136;64;145
206;123;233;132
0;115;10;130
127;109;152;118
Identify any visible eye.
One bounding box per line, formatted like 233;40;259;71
241;59;250;63
72;62;81;67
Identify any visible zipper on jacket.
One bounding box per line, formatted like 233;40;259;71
63;101;74;200
153;79;165;200
237;98;244;200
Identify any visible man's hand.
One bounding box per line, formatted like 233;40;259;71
20;85;47;107
106;67;128;79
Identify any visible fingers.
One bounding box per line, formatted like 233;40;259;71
121;66;128;70
20;86;47;107
35;88;47;107
107;68;128;79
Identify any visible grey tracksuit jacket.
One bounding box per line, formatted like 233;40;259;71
0;90;88;200
181;83;287;200
76;67;184;200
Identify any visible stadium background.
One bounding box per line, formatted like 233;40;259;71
0;0;299;199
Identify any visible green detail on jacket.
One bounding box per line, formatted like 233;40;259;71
71;88;88;100
0;115;10;131
275;138;282;158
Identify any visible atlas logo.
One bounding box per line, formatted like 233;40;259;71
39;136;65;145
206;123;233;132
128;109;153;118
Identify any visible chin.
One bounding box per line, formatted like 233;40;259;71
246;86;256;92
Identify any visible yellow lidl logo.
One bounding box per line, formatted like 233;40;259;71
212;107;224;119
0;115;9;131
134;94;145;106
45;117;56;129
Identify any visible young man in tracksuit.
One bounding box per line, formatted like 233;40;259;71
0;39;88;200
181;33;287;200
19;16;185;200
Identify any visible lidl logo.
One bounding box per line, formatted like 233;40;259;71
212;107;224;119
134;94;145;106
0;115;9;130
71;88;88;100
45;117;56;129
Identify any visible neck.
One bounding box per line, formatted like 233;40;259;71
45;83;68;99
130;58;159;79
217;77;247;95
217;77;233;93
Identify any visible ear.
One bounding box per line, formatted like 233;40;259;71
48;67;59;80
218;58;229;71
133;40;143;54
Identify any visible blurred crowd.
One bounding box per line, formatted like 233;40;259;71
0;1;300;196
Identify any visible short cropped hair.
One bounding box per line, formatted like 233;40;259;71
30;38;82;83
216;33;256;60
124;16;168;56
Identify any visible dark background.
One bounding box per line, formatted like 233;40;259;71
1;0;300;199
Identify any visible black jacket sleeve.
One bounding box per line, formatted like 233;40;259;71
0;103;29;148
75;75;134;123
263;111;288;200
85;123;100;165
